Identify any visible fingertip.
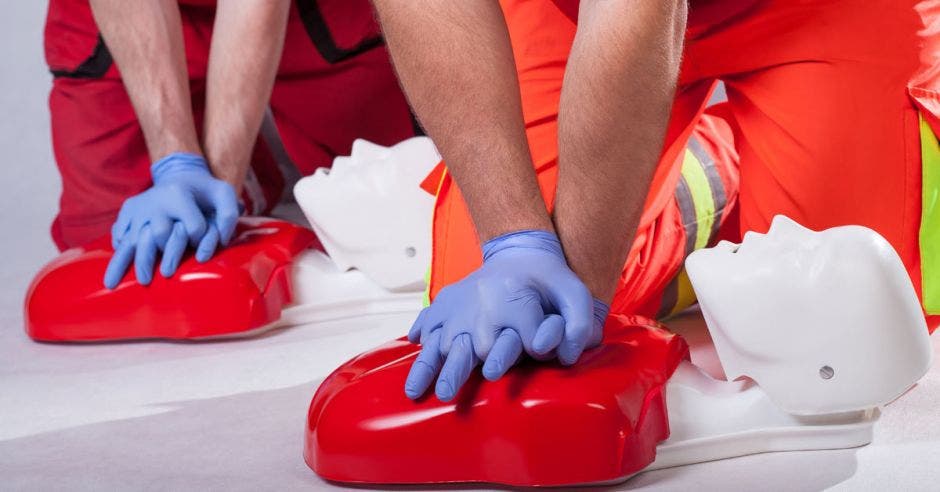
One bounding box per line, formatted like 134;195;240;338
558;341;585;366
160;223;187;278
481;359;502;381
159;253;182;278
483;330;523;380
103;241;135;290
213;185;240;245
532;314;565;355
136;267;153;286
404;361;434;400
435;379;455;402
436;334;477;402
217;213;239;246
136;260;153;286
195;226;220;263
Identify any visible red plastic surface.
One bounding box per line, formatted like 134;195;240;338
305;315;688;487
25;219;317;342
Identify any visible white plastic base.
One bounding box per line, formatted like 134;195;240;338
196;250;424;341
646;361;879;471
280;250;424;326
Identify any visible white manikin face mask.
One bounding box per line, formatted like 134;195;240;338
685;215;932;415
294;137;441;292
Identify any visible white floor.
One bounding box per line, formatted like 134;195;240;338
1;308;939;491
2;2;939;491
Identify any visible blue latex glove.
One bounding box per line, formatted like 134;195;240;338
103;153;239;289
404;230;599;401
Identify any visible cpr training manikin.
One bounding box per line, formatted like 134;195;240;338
23;138;934;487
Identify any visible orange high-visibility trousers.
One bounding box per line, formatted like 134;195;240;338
426;0;940;331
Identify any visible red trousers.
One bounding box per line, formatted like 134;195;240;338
427;0;940;330
44;0;417;250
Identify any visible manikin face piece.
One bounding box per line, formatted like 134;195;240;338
294;137;441;292
685;215;932;415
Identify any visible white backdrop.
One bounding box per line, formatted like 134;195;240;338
0;2;938;491
0;0;59;319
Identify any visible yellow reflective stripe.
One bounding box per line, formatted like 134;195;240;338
669;268;697;317
659;144;723;320
422;265;432;308
688;136;728;241
680;148;717;250
920;114;940;314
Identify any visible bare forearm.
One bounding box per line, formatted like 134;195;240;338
203;0;290;191
373;0;552;241
555;0;687;302
89;0;200;160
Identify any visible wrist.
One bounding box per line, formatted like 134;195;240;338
203;147;250;193
210;165;247;194
482;229;565;262
151;152;210;181
144;125;203;164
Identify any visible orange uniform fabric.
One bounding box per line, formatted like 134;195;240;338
427;0;940;331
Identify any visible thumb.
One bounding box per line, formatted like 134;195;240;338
546;276;594;366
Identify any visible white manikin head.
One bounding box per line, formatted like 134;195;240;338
685;215;932;415
294;137;441;292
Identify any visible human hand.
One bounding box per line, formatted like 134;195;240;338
404;230;601;401
103;152;239;289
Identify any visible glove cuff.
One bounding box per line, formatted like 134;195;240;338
481;229;564;262
151;152;210;181
593;298;611;327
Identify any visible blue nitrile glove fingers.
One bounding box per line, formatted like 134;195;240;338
530;313;566;358
408;304;444;344
159;222;188;278
435;333;479;402
403;230;594;400
558;297;610;366
481;329;524;381
482;313;566;379
104;187;207;288
103;153;239;289
405;329;445;400
104;236;137;289
134;225;158;286
437;283;544;359
433;230;593;360
195;224;221;263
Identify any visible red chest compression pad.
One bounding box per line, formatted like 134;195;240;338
25;219;316;342
305;315;688;487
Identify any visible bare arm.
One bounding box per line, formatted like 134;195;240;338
554;0;687;302
372;0;552;241
202;0;291;191
89;0;201;160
